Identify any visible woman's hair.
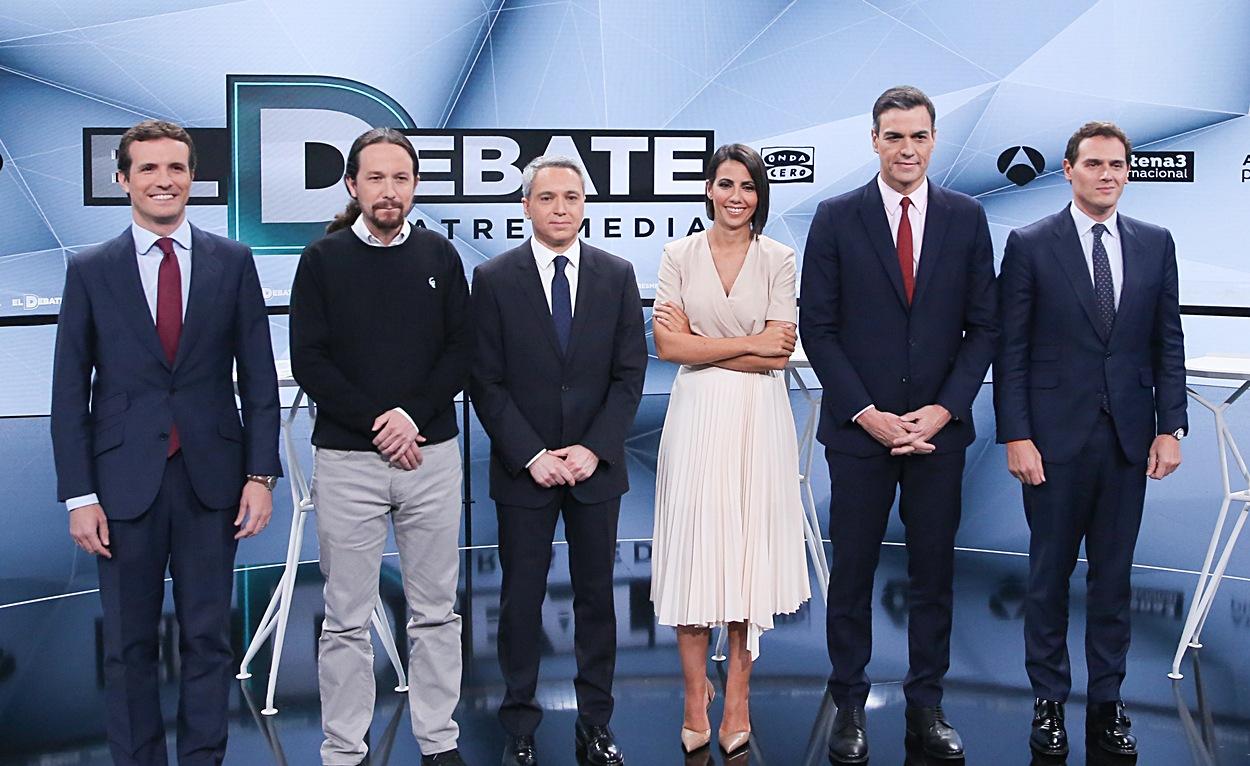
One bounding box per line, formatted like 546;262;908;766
326;128;420;234
704;143;769;236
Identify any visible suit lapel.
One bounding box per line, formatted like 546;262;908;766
912;183;949;307
514;241;564;359
1050;205;1108;343
857;180;909;310
1109;215;1141;347
102;228;170;369
173;224;224;370
565;244;603;363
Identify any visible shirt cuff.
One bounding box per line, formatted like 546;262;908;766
67;493;99;512
393;407;419;434
851;404;875;424
524;449;548;469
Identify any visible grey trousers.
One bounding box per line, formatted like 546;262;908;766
312;439;463;764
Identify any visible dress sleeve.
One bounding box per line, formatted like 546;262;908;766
764;243;797;323
655;243;683;311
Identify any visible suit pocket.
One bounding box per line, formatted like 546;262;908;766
218;414;244;442
92;391;129;420
92;421;124;455
1140;368;1155;387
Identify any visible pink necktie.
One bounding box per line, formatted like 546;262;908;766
155;237;182;455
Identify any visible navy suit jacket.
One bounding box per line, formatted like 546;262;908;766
993;205;1187;464
470;240;646;508
799;177;999;457
51;225;281;520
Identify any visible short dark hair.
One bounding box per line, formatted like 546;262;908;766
1064;121;1132;166
327;128;420;233
117;119;196;178
704;143;770;236
871;86;935;133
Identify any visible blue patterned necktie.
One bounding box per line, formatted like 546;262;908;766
1091;222;1116;336
551;254;572;353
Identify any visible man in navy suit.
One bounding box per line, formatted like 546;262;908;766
471;155;646;766
799;86;998;762
51;120;280;766
994;121;1186;758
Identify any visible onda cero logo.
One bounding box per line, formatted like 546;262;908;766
997;145;1046;186
761;146;814;183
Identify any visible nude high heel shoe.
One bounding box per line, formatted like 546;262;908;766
718;729;751;754
680;678;717;753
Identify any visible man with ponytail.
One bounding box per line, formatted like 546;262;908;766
289;128;472;766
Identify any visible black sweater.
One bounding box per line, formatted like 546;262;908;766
289;227;471;451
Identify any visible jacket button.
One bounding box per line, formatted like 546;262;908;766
562;385;570;392
901;376;910;384
159;433;169;441
1105;351;1112;358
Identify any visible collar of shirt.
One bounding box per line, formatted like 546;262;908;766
132;218;192;256
1069;202;1119;241
351;214;411;247
877;173;928;217
531;236;581;272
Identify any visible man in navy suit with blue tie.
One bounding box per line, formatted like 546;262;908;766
51;120;280;765
994;122;1186;757
800;86;998;762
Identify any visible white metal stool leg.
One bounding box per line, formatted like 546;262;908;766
372;600;409;692
712;626;727;662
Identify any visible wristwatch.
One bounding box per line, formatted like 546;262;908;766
1169;428;1185;441
247;474;278;491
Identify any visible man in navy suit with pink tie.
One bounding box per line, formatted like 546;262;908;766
51;120;280;765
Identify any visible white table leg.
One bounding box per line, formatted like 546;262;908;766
372;599;410;692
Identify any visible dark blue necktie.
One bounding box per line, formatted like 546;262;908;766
551;254;572;352
1091;223;1116;336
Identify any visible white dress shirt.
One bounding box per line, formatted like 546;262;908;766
349;214;418;434
525;236;582;469
852;176;931;425
1069;203;1123;309
67;219;194;511
530;236;581;314
877;173;928;275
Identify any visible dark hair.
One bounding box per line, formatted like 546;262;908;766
326;127;420;234
117;119;196;178
1064;121;1132;166
704;143;770;236
871;85;935;133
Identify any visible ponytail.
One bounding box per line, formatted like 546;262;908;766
326;199;361;234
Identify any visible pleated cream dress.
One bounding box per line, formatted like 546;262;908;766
650;231;811;658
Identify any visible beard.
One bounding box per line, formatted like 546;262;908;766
363;201;407;234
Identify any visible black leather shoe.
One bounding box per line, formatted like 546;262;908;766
1029;699;1068;756
424;748;467;766
904;705;964;760
575;720;624;765
502;734;538;766
1087;700;1137;755
827;702;868;764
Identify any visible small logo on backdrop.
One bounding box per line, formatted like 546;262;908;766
761;146;814;183
1242;153;1249;183
997;145;1046;186
428;276;437;289
13;294;62;310
1130;151;1194;182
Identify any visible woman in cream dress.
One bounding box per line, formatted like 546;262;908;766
650;144;810;755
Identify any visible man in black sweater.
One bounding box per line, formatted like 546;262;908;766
289;128;471;766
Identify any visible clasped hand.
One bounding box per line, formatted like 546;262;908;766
373;409;426;470
859;404;951;455
529;445;599;488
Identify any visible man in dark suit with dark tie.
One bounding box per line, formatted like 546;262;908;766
799;86;998;763
50;120;281;766
994;121;1186;758
470;155;646;766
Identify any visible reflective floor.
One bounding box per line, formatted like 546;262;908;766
1;544;1247;765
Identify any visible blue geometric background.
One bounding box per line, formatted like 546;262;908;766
1;0;1248;416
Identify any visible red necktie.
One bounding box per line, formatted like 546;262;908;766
897;196;915;304
155;237;182;455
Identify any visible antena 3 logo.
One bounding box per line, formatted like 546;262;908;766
1129;151;1195;182
83;75;713;255
761;146;814;183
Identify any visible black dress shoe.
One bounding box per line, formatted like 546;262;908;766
827;702;868;764
575;720;624;765
424;748;467;766
502;734;538;766
1029;699;1068;756
1087;700;1137;755
904;705;964;760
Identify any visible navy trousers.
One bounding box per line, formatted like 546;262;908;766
1023;412;1147;704
96;453;239;766
824;447;965;708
